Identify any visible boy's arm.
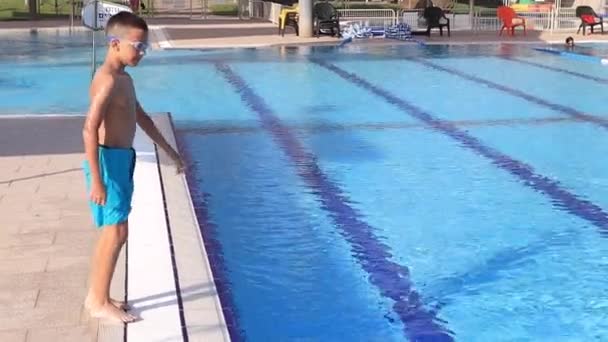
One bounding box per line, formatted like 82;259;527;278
135;101;185;173
82;75;114;205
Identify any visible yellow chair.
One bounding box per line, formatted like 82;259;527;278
279;4;299;36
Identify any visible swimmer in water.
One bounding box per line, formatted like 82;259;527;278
566;36;574;49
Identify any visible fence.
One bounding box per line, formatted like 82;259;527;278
473;8;551;31
247;6;398;26
337;8;397;27
248;0;281;22
0;0;88;20
336;6;579;32
473;7;579;32
247;6;399;27
148;0;192;14
399;9;425;30
62;1;576;32
552;8;579;31
136;0;239;17
253;6;579;32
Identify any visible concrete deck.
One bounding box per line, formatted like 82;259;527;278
158;29;608;49
0;116;101;342
4;16;608;48
0;114;228;342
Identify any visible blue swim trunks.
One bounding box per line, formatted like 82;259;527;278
83;145;136;228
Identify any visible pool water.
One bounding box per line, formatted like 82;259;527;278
4;30;608;341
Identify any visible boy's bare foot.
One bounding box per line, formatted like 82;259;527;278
110;298;130;310
85;296;130;310
89;302;137;323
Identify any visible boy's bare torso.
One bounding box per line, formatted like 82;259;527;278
90;66;137;148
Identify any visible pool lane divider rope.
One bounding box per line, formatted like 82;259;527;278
532;47;608;65
215;62;455;342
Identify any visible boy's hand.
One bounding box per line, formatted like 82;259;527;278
167;149;186;174
173;155;186;174
90;181;107;206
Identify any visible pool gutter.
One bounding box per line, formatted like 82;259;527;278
139;113;230;342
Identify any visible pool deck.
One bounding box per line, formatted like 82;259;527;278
2;15;608;342
0;114;229;342
4;16;608;49
156;27;608;48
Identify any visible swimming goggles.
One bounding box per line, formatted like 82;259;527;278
107;35;148;55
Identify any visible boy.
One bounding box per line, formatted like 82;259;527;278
82;11;184;323
566;36;574;48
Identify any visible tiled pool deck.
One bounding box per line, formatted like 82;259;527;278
0;114;229;342
4;17;608;49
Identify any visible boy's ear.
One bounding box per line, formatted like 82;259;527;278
109;39;120;50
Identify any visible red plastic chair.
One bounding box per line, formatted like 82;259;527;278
497;6;526;36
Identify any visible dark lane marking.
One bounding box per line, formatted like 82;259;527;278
313;59;608;237
411;58;608;131
177;116;587;136
216;62;455;342
498;55;608;85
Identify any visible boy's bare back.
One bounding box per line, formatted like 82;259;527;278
90;65;137;149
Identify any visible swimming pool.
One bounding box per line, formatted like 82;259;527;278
4;30;608;341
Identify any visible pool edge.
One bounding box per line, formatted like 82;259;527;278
154;113;232;342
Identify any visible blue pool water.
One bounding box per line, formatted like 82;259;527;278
4;30;608;340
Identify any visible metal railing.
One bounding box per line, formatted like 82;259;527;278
248;0;280;22
399;9;425;30
248;7;400;28
520;10;553;30
472;7;579;32
149;0;580;33
248;0;265;19
475;9;505;31
130;0;240;18
552;8;579;31
338;8;397;27
150;0;193;14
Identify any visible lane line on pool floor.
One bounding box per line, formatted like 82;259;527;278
410;58;608;131
496;55;608;85
313;59;608;236
215;62;455;342
176;116;600;136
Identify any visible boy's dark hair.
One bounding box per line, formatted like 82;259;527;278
106;11;148;35
566;36;574;44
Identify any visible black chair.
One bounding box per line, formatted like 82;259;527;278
576;6;603;35
279;12;299;36
314;2;340;37
424;6;450;37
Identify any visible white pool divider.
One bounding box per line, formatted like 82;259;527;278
127;129;183;341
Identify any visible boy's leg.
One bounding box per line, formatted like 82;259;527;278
85;221;136;322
